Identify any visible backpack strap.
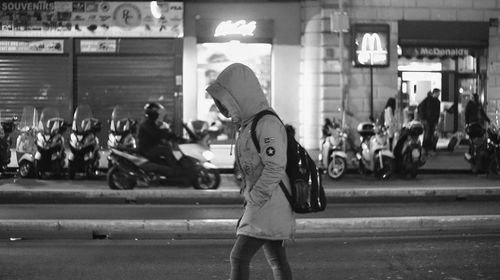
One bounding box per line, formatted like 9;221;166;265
250;110;294;207
250;109;281;153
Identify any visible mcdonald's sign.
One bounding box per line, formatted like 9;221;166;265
352;24;390;67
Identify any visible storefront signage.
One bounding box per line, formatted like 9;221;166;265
401;47;473;58
80;40;116;53
214;20;256;37
0;1;183;38
196;19;273;43
352;24;390;67
0;40;63;53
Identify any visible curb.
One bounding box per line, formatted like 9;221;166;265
2;215;500;240
1;186;500;204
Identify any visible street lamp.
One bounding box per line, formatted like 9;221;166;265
330;2;349;129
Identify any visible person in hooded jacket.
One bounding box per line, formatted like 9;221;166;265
206;63;295;280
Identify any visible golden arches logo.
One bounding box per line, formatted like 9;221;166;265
356;33;388;65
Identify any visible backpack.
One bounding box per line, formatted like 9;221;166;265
250;110;327;214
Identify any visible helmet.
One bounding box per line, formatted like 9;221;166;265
144;102;165;121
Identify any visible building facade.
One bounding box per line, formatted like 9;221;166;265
301;0;500;150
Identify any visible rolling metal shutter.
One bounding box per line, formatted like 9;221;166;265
0;55;72;120
77;55;176;145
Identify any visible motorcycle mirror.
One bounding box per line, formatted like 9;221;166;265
94;121;102;133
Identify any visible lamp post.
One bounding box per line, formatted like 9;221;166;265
330;1;349;128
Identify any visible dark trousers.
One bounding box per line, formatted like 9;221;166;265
230;235;292;280
143;144;178;167
422;121;437;151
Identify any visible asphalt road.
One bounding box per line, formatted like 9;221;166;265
1;234;499;280
2;201;500;220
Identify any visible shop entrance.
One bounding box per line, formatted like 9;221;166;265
398;55;482;142
196;42;272;144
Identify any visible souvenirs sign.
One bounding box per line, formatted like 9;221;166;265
0;1;183;38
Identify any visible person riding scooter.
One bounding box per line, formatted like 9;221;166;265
138;102;182;170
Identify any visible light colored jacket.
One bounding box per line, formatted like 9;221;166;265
206;63;295;240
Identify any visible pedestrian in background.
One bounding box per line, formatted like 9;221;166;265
418;88;441;155
465;93;490;127
381;97;396;149
206;63;295;280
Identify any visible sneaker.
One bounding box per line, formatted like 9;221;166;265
464;152;472;161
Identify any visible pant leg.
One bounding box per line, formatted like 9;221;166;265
263;240;293;280
230;235;266;280
423;122;435;151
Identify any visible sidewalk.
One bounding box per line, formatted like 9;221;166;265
2;157;500;240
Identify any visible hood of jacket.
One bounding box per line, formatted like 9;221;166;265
206;63;270;126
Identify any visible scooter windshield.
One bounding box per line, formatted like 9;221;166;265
110;105;134;134
39;107;64;135
72;104;94;133
19;106;38;132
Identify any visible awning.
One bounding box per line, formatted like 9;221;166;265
398;21;489;58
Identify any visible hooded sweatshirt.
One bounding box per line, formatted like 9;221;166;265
206;63;295;240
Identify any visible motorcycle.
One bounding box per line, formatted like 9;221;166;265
464;122;492;175
15;106;38;178
355;122;395;179
393;120;425;178
320;121;349;180
107;121;220;190
67;104;102;179
486;123;500;176
107;105;137;152
34;107;68;179
0;113;16;175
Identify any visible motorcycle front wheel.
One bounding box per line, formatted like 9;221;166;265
193;167;220;190
34;159;43;179
374;155;395;180
327;156;347;180
107;166;136;190
18;160;34;178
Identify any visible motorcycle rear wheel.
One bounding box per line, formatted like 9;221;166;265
68;161;76;179
85;161;94;179
327;157;346;180
52;160;62;179
107;166;136;190
193;167;220;190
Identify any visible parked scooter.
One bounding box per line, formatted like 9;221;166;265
34;107;68;179
107;121;220;190
393;120;425;178
486;123;500;175
15;106;38;178
0;113;16;175
356;122;395;179
464;122;490;175
67;105;102;179
107;105;137;152
320;120;349;180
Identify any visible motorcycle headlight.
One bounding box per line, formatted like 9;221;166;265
108;133;116;147
411;148;421;159
202;150;215;161
70;133;78;147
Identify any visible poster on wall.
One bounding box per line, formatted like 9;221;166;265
0;39;63;53
197;42;272;143
0;1;183;38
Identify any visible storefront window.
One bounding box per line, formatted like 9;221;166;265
457;55;476;73
196;42;272;144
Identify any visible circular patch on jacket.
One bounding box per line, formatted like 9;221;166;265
265;147;276;156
